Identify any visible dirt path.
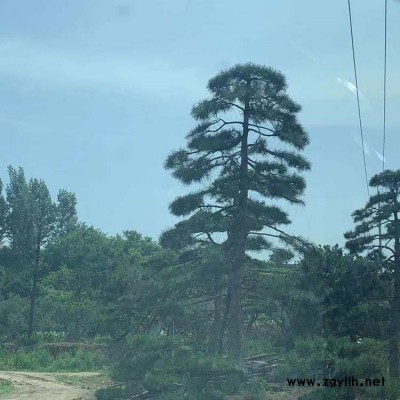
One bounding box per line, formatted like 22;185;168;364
0;371;104;400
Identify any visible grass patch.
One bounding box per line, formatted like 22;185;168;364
0;378;13;396
0;346;108;372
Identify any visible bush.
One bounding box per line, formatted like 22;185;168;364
242;376;269;398
273;337;327;381
95;387;124;400
0;294;29;337
96;334;245;400
275;337;390;400
243;337;275;358
385;377;400;400
0;378;13;395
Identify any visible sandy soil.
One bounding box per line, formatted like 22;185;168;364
0;371;103;400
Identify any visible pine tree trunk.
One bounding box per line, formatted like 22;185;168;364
209;277;223;354
389;218;400;377
227;253;244;357
218;287;230;354
28;234;41;340
225;91;250;358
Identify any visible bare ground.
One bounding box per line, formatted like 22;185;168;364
0;371;105;400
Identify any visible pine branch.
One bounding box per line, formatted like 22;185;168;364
248;128;277;137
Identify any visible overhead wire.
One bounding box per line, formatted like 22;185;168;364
382;0;388;173
347;0;370;197
378;0;388;250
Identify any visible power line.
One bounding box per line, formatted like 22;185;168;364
378;0;388;249
382;0;388;172
347;0;370;197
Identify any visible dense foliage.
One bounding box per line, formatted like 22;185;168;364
162;63;310;358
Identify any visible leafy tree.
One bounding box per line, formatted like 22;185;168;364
42;225;117;337
5;167;34;255
0;179;7;244
345;170;400;377
163;63;310;356
3;166;78;339
26;177;56;339
54;190;78;236
42;227;163;339
295;246;389;341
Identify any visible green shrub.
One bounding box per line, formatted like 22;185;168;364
14;348;52;370
0;345;107;372
243;337;275;358
94;386;124;400
0;294;29;337
274;337;327;381
98;334;245;400
275;337;390;400
0;378;13;395
384;377;400;400
242;376;268;398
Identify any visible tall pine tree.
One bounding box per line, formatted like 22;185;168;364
163;63;310;356
345;170;400;377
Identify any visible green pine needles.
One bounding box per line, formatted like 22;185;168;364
345;169;400;377
163;63;310;357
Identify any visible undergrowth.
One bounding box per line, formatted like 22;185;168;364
0;378;13;395
0;347;107;372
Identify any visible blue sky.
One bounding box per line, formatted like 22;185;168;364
0;0;399;247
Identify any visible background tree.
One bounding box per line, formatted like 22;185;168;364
345;169;400;377
41;225;112;337
5;167;34;255
54;190;78;237
42;227;163;339
26;177;56;339
0;179;7;244
164;63;310;356
3;166;78;339
293;245;389;341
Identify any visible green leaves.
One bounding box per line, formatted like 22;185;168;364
164;64;309;357
5;166;34;254
3;166;79;252
207;63;287;101
191;98;232;120
246;236;272;251
247;200;291;226
165;64;309;252
169;192;205;216
345;169;400;257
0;166;81;339
370;169;400;190
248;171;306;204
165;149;218;185
28;178;57;243
294;245;389;340
0;179;7;243
188;128;241;152
160;224;195;250
55;190;78;236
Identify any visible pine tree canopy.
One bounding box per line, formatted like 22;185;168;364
345;169;400;259
162;63;310;251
